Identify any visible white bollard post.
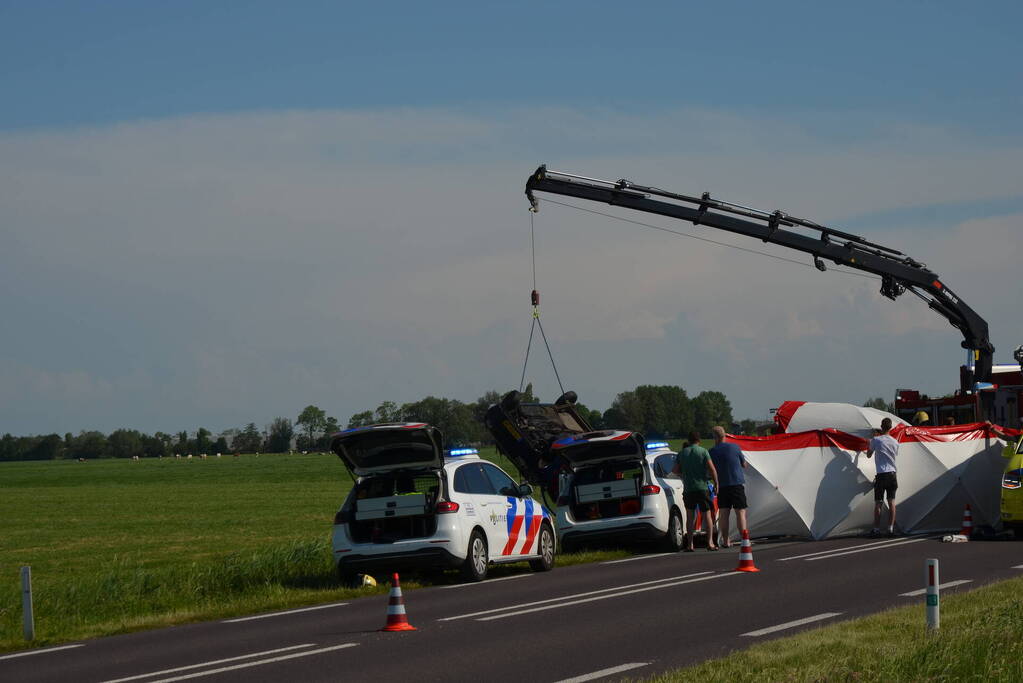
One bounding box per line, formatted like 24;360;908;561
926;558;939;631
21;566;35;641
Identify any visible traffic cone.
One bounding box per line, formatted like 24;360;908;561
960;504;973;538
734;529;760;573
380;573;417;632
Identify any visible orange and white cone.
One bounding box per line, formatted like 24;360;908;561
380;573;417;632
734;529;760;573
960;504;973;538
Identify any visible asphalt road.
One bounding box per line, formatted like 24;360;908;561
3;536;1021;683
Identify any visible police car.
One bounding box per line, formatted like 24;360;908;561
330;422;556;584
553;435;687;552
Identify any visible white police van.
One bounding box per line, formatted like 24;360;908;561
554;435;686;552
331;422;556;584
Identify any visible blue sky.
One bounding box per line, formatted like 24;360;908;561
2;2;1021;435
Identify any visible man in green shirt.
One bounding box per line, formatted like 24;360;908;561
675;430;720;552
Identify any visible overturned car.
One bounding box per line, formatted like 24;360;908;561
485;390;687;551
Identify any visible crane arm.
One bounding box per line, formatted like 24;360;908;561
525;165;994;385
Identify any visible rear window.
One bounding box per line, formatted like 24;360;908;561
355;473;441;500
453;463;496;495
573;461;644;485
340;428;438;470
563;439;643;465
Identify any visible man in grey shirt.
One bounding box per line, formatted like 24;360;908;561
866;417;900;537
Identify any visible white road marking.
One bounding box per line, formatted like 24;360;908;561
899;580;973;597
439;572;711;622
0;644;84;661
742;612;843;637
805;537;929;562
554;662;650;682
479;572;743;621
601;553;674;565
100;645;316;683
439;574;531;589
779;537;911;561
223;602;348;622
1014;565;1023;569
147;644;357;683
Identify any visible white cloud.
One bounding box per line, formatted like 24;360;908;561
1;107;1021;433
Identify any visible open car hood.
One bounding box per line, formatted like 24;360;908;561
551;430;646;471
330;423;444;476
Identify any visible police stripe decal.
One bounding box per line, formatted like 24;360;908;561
502;497;524;555
520;499;540;554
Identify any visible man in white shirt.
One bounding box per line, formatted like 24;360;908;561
866;417;900;537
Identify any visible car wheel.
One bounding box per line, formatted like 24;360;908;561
529;523;556;572
461;529;489;582
663;508;684;552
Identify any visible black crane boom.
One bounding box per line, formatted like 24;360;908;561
525;164;994;386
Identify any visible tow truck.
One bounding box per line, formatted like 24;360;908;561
524;164;1001;419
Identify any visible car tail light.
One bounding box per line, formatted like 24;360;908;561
436;501;460;513
333;509;350;524
640;484;661;495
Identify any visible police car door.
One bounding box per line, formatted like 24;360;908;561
654;452;685;506
454;462;508;555
482;463;539;557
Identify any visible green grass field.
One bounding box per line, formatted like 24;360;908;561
0;449;636;651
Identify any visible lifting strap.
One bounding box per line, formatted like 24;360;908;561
518;211;566;397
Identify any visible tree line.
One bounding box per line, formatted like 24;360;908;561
0;384;738;461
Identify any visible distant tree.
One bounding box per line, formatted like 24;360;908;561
863;397;894;413
108;429;144;459
400;396;484;447
195;427;212;454
234;423;263;453
347;411;374;428
267;417;294;453
373;401;400;423
692;391;733;437
574;402;604;430
176;430;190;453
604;385;692;437
314;416;341;449
297;405;327;446
69;431;109;459
142;433;170;458
212;437;229;454
521;383;539;403
738;418;758;436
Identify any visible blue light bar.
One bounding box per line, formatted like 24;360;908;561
646;441;669;450
448;448;478;457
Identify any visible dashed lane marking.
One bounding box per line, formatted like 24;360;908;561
439;574;531;589
147;644;357;683
742;612;843;637
779;537;913;561
601;553;674;565
899;579;972;597
554;662;650;682
223;603;348;623
0;644;84;661
478;572;742;621
805;537;929;562
100;645;316;683
439;572;712;622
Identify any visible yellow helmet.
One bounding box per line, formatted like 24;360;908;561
913;410;930;425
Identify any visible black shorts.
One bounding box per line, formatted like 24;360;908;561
683;490;714;512
717;485;747;510
874;472;898;501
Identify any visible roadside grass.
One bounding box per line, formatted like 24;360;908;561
646;575;1023;682
0;449;635;651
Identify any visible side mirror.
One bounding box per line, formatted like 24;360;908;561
517;483;534;498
